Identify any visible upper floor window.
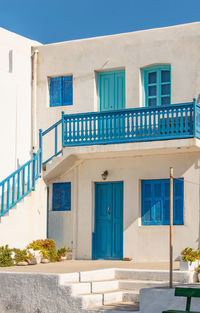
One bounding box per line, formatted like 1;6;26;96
50;76;73;107
142;65;171;107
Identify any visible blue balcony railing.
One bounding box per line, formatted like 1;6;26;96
1;100;200;217
62;100;200;147
40;100;200;164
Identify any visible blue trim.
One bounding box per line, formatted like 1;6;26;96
0;149;41;217
141;178;184;226
50;76;73;107
52;182;71;211
62;102;195;147
142;65;171;107
94;181;123;260
98;70;125;111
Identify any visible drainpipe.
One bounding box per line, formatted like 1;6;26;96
31;49;39;152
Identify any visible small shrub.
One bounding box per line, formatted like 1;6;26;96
27;239;57;262
57;247;67;258
181;247;199;263
0;245;13;267
12;248;33;263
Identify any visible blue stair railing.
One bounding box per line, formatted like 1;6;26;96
0;149;42;217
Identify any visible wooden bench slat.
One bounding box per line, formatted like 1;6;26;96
162;310;200;313
175;287;200;298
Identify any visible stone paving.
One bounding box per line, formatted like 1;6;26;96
0;260;179;273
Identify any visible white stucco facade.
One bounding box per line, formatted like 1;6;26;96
0;27;39;180
0;29;47;248
1;22;200;260
32;22;200;261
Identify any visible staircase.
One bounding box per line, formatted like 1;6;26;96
59;268;195;312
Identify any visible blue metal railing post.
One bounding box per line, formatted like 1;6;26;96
61;111;65;148
193;98;196;136
39;129;43;175
32;153;36;190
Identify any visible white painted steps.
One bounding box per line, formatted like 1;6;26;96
60;268;194;311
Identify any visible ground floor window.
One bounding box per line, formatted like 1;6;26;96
141;178;184;225
52;182;71;211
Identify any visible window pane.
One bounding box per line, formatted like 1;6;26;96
161;96;170;105
161;70;170;83
161;84;170;95
148;98;157;107
148;86;157;96
148;72;157;84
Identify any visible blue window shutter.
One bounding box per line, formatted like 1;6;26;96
141;178;184;226
62;76;73;106
50;77;62;107
141;181;153;225
64;182;71;211
163;181;170;225
153;182;163;225
173;178;184;225
52;182;71;211
143;65;171;107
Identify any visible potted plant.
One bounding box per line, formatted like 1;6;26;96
195;264;200;282
66;248;72;260
57;247;67;261
180;247;199;271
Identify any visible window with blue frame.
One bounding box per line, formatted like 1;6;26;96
141;178;184;225
52;182;71;211
143;65;171;107
49;76;73;107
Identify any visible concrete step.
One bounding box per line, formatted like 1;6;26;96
88;301;140;312
65;282;91;295
118;279;175;290
91;280;119;293
80;293;103;309
115;269;194;283
79;290;140;309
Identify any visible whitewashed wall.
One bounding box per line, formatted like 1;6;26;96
35;22;200;133
0;28;47;248
0;27;39;181
48;151;200;261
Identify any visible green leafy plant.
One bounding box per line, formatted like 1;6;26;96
181;247;199;263
57;247;67;260
0;245;13;267
12;248;33;263
27;239;57;262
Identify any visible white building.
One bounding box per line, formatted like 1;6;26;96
1;22;200;261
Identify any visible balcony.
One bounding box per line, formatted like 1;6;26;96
41;100;200;165
62;101;200;147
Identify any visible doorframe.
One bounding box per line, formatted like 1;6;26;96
97;69;125;112
93;181;124;260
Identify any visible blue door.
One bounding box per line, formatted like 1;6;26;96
98;70;125;111
94;182;123;260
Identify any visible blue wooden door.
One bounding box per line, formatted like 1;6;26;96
98;70;125;111
94;182;123;260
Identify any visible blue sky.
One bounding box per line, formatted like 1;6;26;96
0;0;199;44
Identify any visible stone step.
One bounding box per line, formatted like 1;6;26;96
60;268;194;286
118;279;175;290
90;301;140;312
115;269;194;283
79;290;140;309
65;282;91;295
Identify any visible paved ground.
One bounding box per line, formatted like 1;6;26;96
0;260;179;273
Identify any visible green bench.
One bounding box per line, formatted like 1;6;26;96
163;287;200;313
